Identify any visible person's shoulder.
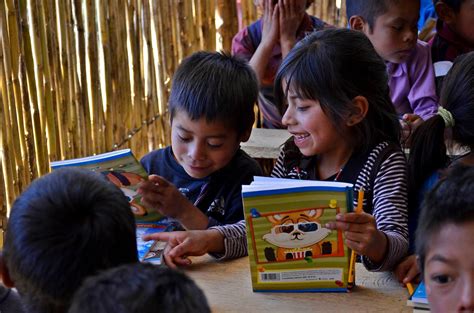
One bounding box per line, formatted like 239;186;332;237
141;146;168;161
233;149;263;174
140;146;171;171
409;40;432;64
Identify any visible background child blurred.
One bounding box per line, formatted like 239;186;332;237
347;0;438;138
430;0;474;63
153;28;410;271
0;168;138;313
395;51;474;284
232;0;329;128
68;263;210;313
138;51;262;251
415;165;474;313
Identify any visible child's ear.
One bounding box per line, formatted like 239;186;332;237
349;15;366;32
435;2;456;25
0;254;15;288
346;96;369;126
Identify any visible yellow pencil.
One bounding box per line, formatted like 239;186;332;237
406;282;415;296
348;188;365;288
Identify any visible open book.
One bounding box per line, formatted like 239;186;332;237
51;149;168;263
242;176;353;292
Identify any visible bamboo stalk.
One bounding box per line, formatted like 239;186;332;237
36;0;59;162
0;7;18;210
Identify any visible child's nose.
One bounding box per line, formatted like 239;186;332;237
404;29;417;43
458;275;474;311
188;143;206;161
282;107;294;126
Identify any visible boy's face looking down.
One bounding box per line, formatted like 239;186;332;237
423;221;474;313
357;0;419;64
171;110;242;179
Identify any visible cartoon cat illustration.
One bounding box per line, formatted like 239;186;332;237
262;209;332;261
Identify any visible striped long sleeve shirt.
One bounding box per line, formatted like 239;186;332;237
211;142;408;271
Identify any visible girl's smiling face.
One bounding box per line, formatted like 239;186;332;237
281;86;349;157
424;221;474;313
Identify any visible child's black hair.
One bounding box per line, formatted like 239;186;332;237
415;165;474;272
408;51;474;206
2;168;138;313
346;0;399;30
433;0;465;12
68;263;211;313
169;51;258;136
274;28;400;153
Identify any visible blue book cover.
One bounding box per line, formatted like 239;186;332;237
411;281;428;304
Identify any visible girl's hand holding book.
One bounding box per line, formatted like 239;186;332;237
325;212;388;264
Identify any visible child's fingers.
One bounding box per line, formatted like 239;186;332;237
344;237;363;253
163;252;178;269
142;232;173;242
403;260;420;284
168;238;198;259
336;212;373;223
325;220;370;232
148;175;170;187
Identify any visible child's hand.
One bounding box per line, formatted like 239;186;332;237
260;0;280;48
279;0;305;52
325;212;388;264
142;230;224;269
394;254;420;284
400;113;423;144
138;175;209;230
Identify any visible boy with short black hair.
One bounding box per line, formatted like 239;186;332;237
68;263;210;313
0;168;138;313
138;51;262;258
416;165;474;312
347;0;438;134
430;0;474;62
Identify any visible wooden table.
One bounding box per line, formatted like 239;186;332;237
186;256;411;313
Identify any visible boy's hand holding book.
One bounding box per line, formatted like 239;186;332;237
325;212;388;264
138;175;209;229
143;229;224;269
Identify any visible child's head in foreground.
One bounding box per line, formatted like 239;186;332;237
347;0;420;64
274;28;399;156
168;51;258;179
415;165;474;312
433;0;474;46
1;168;138;313
68;263;210;313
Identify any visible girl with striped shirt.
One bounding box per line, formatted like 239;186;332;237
152;29;408;271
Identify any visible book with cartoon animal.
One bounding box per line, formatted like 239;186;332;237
50;148;161;223
242;176;354;292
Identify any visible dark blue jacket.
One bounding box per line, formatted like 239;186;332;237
141;146;262;228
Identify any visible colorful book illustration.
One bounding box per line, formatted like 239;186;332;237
50;148;161;223
242;176;353;292
407;281;430;312
136;219;178;264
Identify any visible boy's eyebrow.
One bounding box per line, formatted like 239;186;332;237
385;16;417;25
175;125;228;138
427;254;455;266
